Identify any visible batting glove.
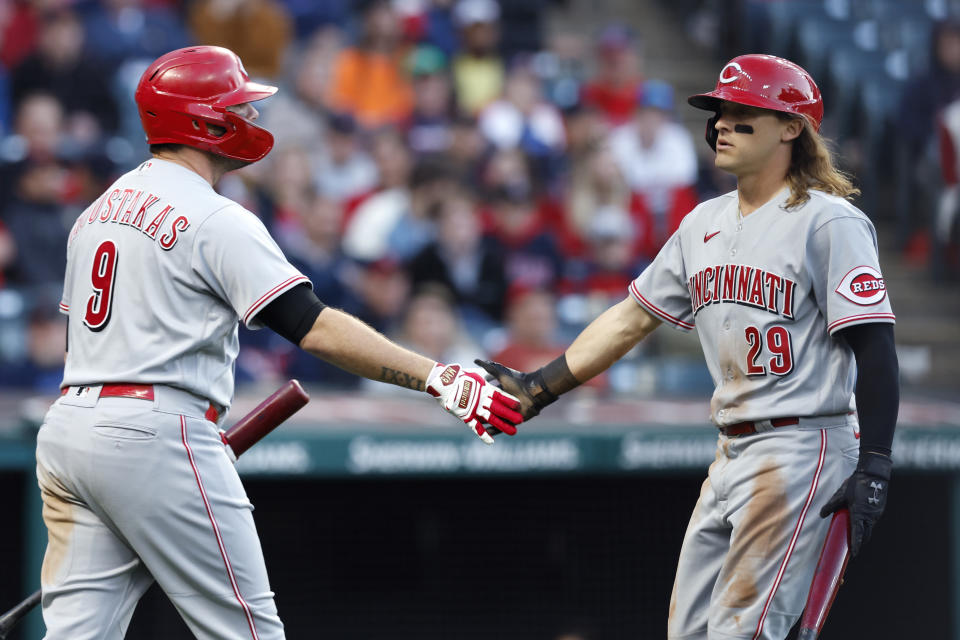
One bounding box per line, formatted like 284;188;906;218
820;450;892;556
425;362;523;444
474;359;556;421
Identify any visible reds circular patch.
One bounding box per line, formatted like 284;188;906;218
835;265;886;305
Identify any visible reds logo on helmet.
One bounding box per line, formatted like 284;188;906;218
836;266;886;305
718;62;747;84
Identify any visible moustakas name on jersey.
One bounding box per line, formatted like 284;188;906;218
59;158;309;410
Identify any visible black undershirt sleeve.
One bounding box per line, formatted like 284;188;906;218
837;322;899;456
255;283;326;346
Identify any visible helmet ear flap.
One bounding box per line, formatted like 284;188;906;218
705;111;720;151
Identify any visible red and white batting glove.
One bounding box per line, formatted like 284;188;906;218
425;362;523;444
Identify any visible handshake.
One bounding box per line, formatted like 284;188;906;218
425;356;580;444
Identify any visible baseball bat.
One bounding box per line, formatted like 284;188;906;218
0;590;40;639
797;508;851;640
0;380;310;639
220;379;310;457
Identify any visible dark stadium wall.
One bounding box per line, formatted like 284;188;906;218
4;473;949;639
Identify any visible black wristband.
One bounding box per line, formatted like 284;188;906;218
531;354;581;408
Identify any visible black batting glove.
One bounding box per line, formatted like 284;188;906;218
820;451;893;556
474;359;557;421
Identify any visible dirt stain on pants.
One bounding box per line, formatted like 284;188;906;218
38;465;76;585
717;456;789;615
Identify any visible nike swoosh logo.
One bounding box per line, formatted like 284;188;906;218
704;230;721;243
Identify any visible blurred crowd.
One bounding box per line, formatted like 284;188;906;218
0;0;725;395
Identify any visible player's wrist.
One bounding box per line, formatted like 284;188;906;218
857;449;893;480
424;362;448;396
532;355;581;407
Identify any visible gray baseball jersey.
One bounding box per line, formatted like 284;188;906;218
59;158;309;408
629;187;894;425
632;186;893;639
40;157;306;639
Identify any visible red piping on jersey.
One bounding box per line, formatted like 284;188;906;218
180;416;260;640
629;281;695;330
242;275;309;326
827;313;896;333
59;302;69;312
752;429;827;640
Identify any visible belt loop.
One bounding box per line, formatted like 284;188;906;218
754;419;774;433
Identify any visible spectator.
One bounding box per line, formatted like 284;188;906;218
313;112;378;205
406;44;455;156
397;285;480;364
447;114;487;181
478;59;566;170
279;194;356;309
188;0;293;79
341;129;413;260
258;26;344;153
275;194;363;388
898;18;960;261
0;287;66;390
563;101;609;160
485;180;564;291
407;187;508;324
385;157;459;260
580;23;644;126
0;0;41;70
900;18;960;166
0;94;87;287
11;10;119;140
934;97;960;276
451;0;504;115
564;141;631;255
538;32;589;112
608;79;698;259
22;289;67;391
82;0;189;72
325;0;414;129
421;0;459;58
259;145;315;228
489;288;563;372
562;204;647;302
343;256;411;335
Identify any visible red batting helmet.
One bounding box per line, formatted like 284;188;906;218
688;54;823;150
135;46;277;162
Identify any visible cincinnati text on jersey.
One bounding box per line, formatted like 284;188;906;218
68;188;190;251
688;263;797;319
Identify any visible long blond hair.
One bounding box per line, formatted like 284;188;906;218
781;116;860;209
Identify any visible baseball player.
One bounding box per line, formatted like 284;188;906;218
479;54;898;639
36;46;521;640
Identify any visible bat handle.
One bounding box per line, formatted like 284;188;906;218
0;589;41;638
797;628;817;640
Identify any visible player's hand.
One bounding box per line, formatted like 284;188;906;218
820;451;892;556
425;362;523;444
474;359;556;421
